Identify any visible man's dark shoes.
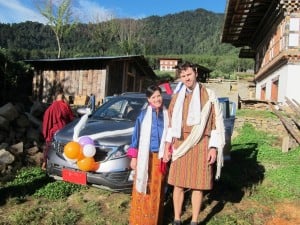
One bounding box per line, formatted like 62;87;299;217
172;220;181;225
190;222;198;225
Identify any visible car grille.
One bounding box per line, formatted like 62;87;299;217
53;141;110;162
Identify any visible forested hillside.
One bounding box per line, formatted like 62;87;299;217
0;8;238;59
0;7;255;105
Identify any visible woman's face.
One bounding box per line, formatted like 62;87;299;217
148;90;163;108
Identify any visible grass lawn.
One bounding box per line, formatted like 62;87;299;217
0;121;299;225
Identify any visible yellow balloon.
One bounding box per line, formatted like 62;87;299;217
64;141;81;159
77;157;96;172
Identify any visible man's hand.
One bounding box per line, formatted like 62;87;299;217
207;147;217;165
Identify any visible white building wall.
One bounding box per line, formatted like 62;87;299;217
255;64;300;103
286;64;300;103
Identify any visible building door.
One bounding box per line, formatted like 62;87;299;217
261;86;266;100
271;79;279;101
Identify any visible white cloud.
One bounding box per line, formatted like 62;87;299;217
0;0;124;24
75;0;116;23
0;0;47;24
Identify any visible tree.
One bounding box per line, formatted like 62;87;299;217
89;14;118;56
36;0;77;58
116;19;141;55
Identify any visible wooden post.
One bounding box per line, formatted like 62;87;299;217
281;136;289;153
268;102;300;144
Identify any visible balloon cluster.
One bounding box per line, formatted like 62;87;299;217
63;136;99;172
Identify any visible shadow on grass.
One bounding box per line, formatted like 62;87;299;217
0;171;54;206
163;142;265;225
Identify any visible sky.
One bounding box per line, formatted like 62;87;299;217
0;0;227;24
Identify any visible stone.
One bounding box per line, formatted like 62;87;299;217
0;149;15;164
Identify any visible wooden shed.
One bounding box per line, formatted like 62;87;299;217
25;55;156;106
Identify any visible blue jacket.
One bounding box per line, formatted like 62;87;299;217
130;106;165;152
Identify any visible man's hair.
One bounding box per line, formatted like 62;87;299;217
55;90;65;100
175;61;200;74
174;61;201;80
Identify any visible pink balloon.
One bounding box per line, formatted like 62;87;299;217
78;136;94;146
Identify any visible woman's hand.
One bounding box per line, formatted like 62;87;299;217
163;142;172;163
130;158;137;170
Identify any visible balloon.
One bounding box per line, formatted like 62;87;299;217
77;149;85;161
64;141;81;159
77;157;96;171
78;136;94;146
83;144;96;157
63;153;78;164
93;162;100;171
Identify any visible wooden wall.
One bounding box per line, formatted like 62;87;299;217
33;68;107;106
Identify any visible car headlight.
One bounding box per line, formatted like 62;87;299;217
107;145;130;160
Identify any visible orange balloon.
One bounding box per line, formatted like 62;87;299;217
93;162;100;171
77;157;96;172
64;141;81;159
77;149;85;161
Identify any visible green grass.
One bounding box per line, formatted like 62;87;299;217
1;122;299;225
34;180;87;200
204;123;300;225
231;123;299;200
236;109;277;119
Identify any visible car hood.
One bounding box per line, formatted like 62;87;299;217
54;118;135;146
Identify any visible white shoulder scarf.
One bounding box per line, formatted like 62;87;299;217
135;105;169;193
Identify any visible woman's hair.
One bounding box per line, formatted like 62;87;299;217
145;85;162;98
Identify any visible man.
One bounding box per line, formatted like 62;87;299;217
163;61;225;225
87;93;96;112
42;91;75;169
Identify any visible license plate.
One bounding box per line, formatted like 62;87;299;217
62;168;87;185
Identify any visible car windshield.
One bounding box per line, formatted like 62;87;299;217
91;96;147;121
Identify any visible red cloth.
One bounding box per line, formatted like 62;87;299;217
42;100;74;142
161;82;173;95
158;144;172;175
159;159;167;175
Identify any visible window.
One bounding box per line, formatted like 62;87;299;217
290;18;300;31
289;33;299;47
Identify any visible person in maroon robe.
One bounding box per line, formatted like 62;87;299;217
42;91;75;169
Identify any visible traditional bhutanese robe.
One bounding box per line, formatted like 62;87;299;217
168;84;216;190
127;106;166;225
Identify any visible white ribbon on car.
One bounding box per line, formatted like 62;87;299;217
73;110;134;141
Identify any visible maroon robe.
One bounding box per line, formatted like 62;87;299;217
42;100;74;142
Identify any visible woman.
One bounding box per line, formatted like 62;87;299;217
127;85;168;225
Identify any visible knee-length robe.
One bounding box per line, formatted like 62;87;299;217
167;84;216;190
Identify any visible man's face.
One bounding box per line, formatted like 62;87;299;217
179;67;197;89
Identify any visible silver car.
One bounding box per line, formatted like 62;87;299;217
46;93;171;192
